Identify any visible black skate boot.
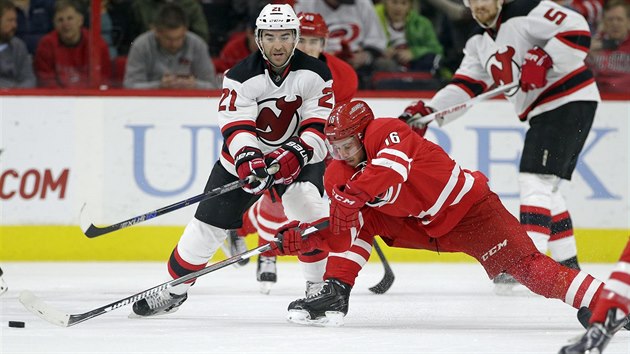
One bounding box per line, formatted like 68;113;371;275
576;306;630;331
287;278;351;327
256;255;277;294
131;290;188;317
560;308;630;354
0;267;7;295
559;256;581;270
228;230;249;267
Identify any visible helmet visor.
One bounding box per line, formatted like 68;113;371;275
326;136;363;161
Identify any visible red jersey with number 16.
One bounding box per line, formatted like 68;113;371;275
325;118;489;238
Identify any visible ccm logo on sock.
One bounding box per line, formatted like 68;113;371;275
482;239;508;261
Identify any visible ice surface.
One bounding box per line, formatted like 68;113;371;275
1;262;628;354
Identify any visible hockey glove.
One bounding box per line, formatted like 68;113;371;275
399;100;433;137
520;46;553;92
234;146;273;195
268;220;316;256
330;183;370;234
265;136;314;185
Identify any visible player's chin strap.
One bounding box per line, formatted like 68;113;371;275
406;82;519;128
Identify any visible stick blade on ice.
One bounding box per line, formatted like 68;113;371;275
19;290;70;327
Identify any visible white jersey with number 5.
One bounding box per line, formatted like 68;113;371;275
430;0;600;121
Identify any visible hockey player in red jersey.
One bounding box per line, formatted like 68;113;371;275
401;0;600;293
266;100;629;329
233;11;359;294
560;239;630;354
131;4;334;317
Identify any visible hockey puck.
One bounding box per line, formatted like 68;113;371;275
8;321;25;328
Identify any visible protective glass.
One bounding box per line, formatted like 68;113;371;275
326;136;363;160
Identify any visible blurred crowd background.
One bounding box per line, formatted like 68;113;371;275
0;0;627;92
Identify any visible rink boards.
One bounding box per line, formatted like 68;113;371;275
1;95;628;261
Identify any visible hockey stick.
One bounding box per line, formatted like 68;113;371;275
368;240;395;294
406;82;519;128
81;165;279;238
19;220;329;327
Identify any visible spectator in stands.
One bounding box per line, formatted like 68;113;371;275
124;3;217;89
295;0;388;88
13;0;55;55
374;0;444;73
587;0;630;93
131;0;209;43
212;15;257;76
0;0;35;88
421;0;475;74
552;0;603;34
0;0;36;88
34;0;111;88
77;0;118;59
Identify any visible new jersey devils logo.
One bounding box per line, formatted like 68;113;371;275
257;96;302;146
486;46;520;96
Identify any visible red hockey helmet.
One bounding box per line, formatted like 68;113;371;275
298;12;329;38
325;100;374;142
325;101;374;162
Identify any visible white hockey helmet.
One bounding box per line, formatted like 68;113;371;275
255;4;300;68
463;0;505;29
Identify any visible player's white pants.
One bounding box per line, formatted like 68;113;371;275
282;181;329;283
170;218;228;294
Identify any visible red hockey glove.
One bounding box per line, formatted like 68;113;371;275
399;100;434;137
265;136;314;185
234;147;273;195
330;183;370;234
268;220;316;256
520;46;553;92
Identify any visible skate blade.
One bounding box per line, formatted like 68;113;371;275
287;309;344;327
259;281;274;295
493;283;535;297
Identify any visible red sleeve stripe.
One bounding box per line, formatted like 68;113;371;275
556;31;591;53
301;127;326;141
609;271;630;287
519;66;595;120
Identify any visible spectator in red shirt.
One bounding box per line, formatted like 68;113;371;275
212;17;257;76
587;0;630;93
34;0;111;88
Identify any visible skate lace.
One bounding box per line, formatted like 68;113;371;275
306;281;327;299
145;291;174;310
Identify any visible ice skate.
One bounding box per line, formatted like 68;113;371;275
560;308;630;354
576;306;630;331
0;267;7;296
130;290;188;317
287;278;351;327
256;256;277;294
226;230;249;267
492;272;533;296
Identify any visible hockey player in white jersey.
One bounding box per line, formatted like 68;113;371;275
132;4;334;317
401;0;600;293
